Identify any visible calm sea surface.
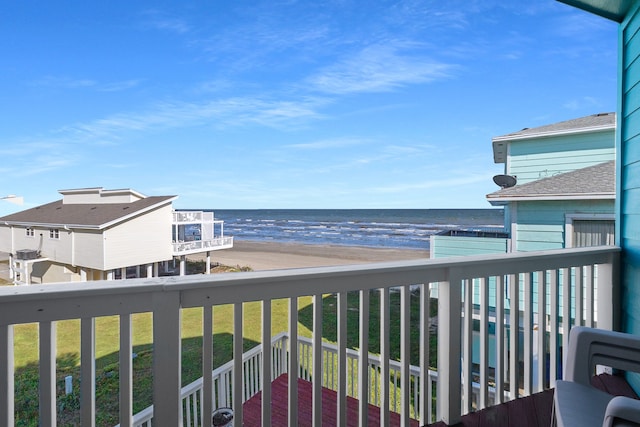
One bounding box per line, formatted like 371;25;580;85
210;209;504;250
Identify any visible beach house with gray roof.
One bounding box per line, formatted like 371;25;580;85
0;187;233;285
431;112;616;257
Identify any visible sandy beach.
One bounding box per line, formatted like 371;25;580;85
189;240;429;271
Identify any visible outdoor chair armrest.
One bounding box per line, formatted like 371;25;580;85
603;396;640;427
565;326;640;386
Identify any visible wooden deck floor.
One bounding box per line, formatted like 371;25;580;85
242;374;636;426
242;373;419;426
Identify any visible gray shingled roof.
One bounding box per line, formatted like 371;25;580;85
486;160;615;201
495;112;615;140
0;195;176;229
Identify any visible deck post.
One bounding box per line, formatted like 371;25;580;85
597;254;619;331
152;291;182;427
437;272;462;425
206;251;211;274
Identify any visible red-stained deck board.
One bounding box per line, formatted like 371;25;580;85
242;373;420;426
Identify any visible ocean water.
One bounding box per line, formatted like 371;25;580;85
212;209;504;250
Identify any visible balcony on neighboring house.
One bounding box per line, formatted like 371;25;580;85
0;245;621;426
172;210;234;256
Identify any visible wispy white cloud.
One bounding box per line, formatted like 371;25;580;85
31;76;141;92
307;43;455;94
563;96;601;111
46;96;330;145
140;10;191;34
285;137;367;150
99;80;142;92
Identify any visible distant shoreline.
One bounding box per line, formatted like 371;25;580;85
188;240;429;271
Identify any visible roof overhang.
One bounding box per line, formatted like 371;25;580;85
557;0;634;23
486;193;615;205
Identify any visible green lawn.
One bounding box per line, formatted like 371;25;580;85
12;288;436;426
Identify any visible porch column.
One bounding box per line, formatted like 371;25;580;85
205;251;211;274
179;256;186;276
438;273;462;425
154;262;159;277
146;264;153;278
120;267;126;280
107;270;114;280
136;265;141;278
80;268;87;282
152;291;182;426
25;262;30;286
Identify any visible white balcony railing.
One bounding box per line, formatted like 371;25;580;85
172;237;234;254
0;246;620;426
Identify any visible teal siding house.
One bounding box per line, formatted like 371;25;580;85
431;113;616;258
558;0;640;394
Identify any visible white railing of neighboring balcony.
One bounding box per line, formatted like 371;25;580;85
172;237;234;253
0;246;619;426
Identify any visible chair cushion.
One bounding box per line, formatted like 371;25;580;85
555;380;615;427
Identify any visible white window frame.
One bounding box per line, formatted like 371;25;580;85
26;228;34;237
565;213;615;248
49;228;60;239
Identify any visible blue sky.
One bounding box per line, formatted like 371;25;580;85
0;0;617;213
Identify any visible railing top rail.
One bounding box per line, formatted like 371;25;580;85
0;246;620;325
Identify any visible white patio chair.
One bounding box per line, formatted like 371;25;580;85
553;326;640;427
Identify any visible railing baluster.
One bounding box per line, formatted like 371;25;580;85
400;285;410;427
81;317;96;427
508;273;519;400
575;267;583;326
585;264;594;327
536;271;547;392
462;279;473;413
261;299;272;427
523;272;533;396
233;302;243;426
358;289;370;427
561;268;571;370
549;270;559;387
39;320;56;427
202;305;213;427
419;282;430;425
288;297;299;426
479;277;489;409
495;275;505;403
336;291;347;426
313;294;323;427
0;324;14;427
379;288;390;426
120;314;133;427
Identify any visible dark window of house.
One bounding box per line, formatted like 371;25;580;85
573;220;614;247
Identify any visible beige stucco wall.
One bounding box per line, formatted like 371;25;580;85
30;260;79;284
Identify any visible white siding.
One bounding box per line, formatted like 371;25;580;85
73;230;106;270
103;204;173;270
